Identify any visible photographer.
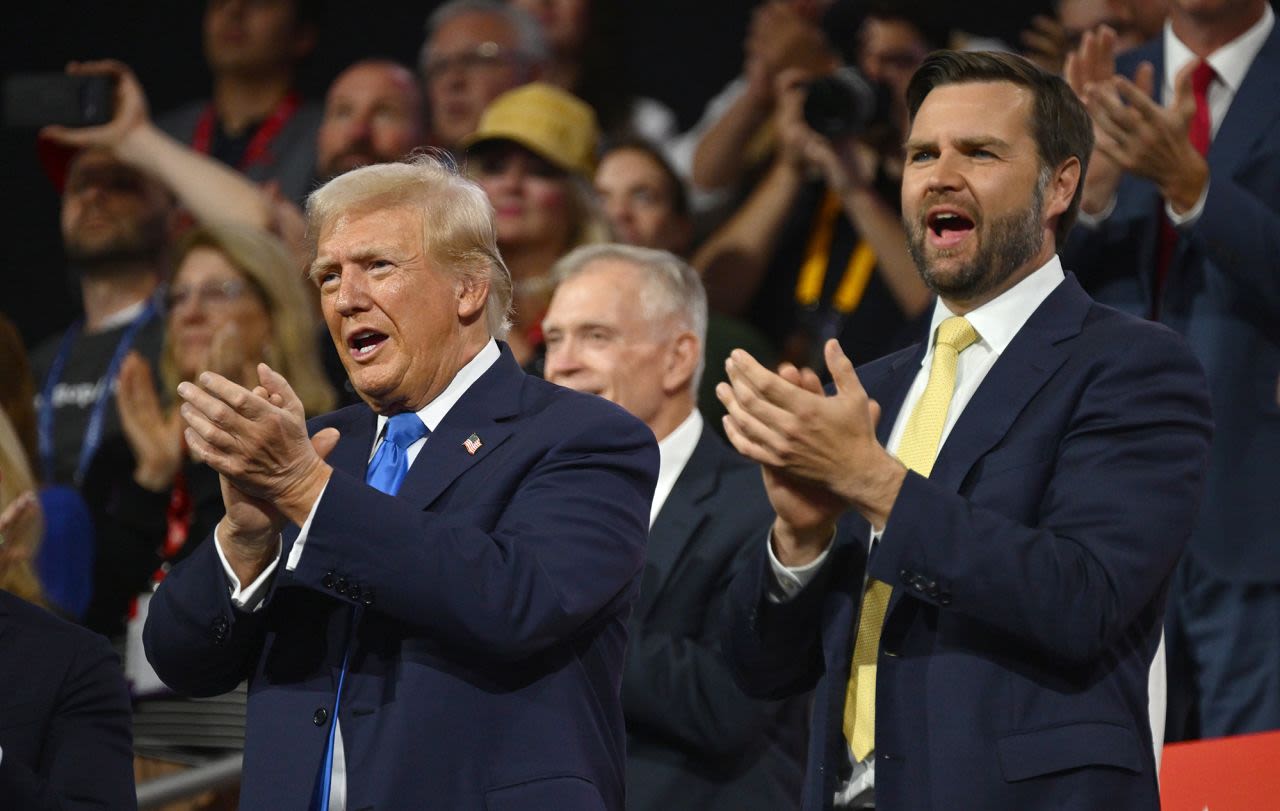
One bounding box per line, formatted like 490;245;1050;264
694;9;940;372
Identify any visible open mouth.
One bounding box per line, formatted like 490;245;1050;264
926;209;976;248
347;329;388;359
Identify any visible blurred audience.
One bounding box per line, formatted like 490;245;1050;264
694;6;938;374
156;0;324;204
511;0;679;147
464;82;610;367
0;412;45;608
86;222;334;642
315;59;429;182
418;0;547;152
543;244;806;810
1022;0;1167;74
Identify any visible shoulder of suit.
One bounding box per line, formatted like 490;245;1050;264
0;590;114;658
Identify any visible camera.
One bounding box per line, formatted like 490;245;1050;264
2;73;115;129
802;67;886;140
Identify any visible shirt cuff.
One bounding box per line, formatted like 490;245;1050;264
1166;180;1209;228
1075;193;1117;228
767;528;837;602
215;527;280;612
285;479;329;572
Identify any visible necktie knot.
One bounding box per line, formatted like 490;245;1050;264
1191;59;1216;97
384;412;429;451
935;316;978;355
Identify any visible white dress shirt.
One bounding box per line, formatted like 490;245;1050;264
215;338;501;811
768;257;1067;807
649;409;704;528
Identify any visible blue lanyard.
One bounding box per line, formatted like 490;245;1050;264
38;297;160;486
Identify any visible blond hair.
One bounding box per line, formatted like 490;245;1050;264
306;152;513;337
163;222;336;416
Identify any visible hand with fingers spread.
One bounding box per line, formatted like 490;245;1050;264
1083;60;1208;213
716;339;906;565
116;351;186;493
177;363;340;578
1021;14;1071;75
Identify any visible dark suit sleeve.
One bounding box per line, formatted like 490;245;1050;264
285;404;657;662
143;534;270;697
0;632;136;811
869;324;1213;667
1189;173;1280;316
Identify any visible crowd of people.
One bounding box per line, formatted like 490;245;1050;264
1;0;1276;809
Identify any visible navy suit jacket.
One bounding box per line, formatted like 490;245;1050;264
727;275;1213;810
1062;25;1280;581
144;346;659;811
624;424;806;811
0;589;135;810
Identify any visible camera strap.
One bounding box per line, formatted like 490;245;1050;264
795;189;876;314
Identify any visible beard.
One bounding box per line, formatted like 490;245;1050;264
63;213;168;277
906;174;1047;303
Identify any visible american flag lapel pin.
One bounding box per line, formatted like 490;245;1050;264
463;432;483;455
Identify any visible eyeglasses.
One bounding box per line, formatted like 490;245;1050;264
165;279;252;312
423;41;523;80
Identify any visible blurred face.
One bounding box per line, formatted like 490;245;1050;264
594;148;691;255
203;0;313;76
61;149;172;269
317;62;427;180
167;246;272;382
423;12;531;148
510;0;590;53
1059;0;1145;51
857;17;930;107
901;82;1060;308
1171;0;1265;26
543;260;676;430
311;205;485;412
469;142;575;252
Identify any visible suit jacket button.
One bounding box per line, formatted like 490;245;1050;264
362;588;375;607
313;707;328;726
322;572;335;589
899;568;912;582
348;584;362;602
939;593;953;606
335;577;348;596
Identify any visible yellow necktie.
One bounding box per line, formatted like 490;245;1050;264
843;315;978;762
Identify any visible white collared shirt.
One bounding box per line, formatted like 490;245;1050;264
213;338;500;811
650;409;704;528
767;257;1067;808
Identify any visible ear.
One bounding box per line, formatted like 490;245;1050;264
457;276;490;322
662;331;701;395
1045;156;1081;231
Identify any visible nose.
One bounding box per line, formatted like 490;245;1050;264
923;151;964;194
332;268;372;316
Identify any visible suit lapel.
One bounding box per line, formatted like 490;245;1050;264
393;345;524;509
928;274;1090;493
1207;25;1280;179
639;426;721;619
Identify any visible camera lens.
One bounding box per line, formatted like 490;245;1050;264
802;67;879;139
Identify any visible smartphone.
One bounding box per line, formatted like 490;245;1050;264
2;72;114;129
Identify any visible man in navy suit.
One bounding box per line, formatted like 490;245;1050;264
1062;0;1280;739
144;155;658;810
718;52;1212;810
542;244;806;811
0;588;136;810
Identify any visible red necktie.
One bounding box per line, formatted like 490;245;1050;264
1153;60;1216;317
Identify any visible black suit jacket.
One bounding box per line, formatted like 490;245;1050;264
0;589;135;810
624;424;806;811
728;275;1213;810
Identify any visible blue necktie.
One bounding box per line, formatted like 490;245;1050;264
312;412;429;811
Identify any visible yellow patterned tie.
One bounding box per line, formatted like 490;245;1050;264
843;315;978;762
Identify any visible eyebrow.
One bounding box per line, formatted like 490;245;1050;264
903;135;1014;155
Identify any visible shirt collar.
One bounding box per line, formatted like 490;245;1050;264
375;338;501;439
93;298;149;332
657;408;703;475
1164;3;1274;95
923;254;1065;362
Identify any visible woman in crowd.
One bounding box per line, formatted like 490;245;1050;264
463;82;610;368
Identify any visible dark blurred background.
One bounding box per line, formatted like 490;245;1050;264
0;0;1052;352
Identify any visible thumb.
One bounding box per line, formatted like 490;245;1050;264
824;339;860;396
311;427;341;460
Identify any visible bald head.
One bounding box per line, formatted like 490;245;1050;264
316;59;428;181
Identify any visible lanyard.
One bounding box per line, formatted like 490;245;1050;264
795;189;877;314
191;91;301;171
38;297;159;486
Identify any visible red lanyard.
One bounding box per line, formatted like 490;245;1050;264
191;90;301;170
